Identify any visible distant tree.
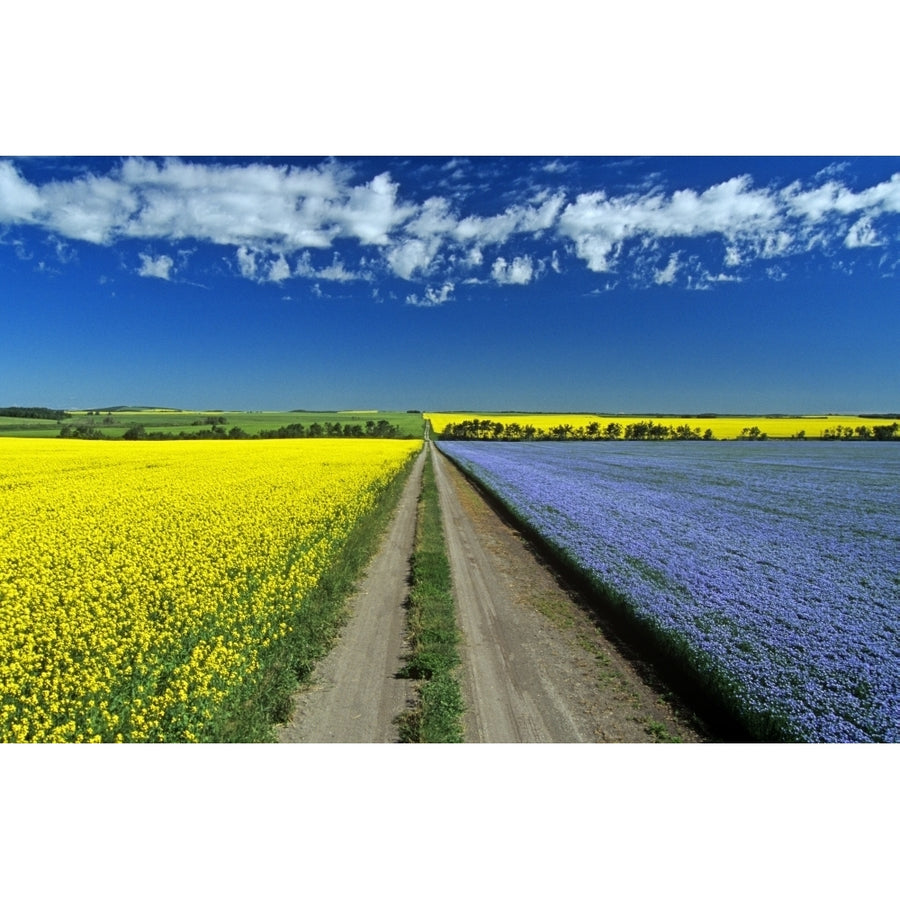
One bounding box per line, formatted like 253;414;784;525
625;421;648;440
59;424;104;439
374;419;397;437
1;406;70;420
872;422;899;440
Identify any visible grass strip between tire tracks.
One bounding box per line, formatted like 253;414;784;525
398;449;464;742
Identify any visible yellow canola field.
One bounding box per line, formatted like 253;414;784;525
426;412;884;440
0;437;420;742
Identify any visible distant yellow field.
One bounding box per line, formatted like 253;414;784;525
426;412;891;440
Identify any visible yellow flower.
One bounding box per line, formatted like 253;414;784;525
0;437;420;742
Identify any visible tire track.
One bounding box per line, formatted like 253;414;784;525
276;448;425;743
431;444;602;741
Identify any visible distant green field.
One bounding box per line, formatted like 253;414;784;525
0;409;425;439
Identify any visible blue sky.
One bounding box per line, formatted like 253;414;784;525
2;155;898;413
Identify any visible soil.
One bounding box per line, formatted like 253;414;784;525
277;442;713;743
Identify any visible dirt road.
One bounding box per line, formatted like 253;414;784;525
276;449;424;743
278;442;708;743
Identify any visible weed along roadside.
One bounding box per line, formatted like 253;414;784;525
397;445;465;742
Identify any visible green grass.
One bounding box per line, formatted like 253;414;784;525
397;450;465;743
1;409;425;439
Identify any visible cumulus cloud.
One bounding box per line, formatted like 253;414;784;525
406;283;454;307
845;216;880;248
654;253;680;285
782;174;900;223
294;251;369;282
236;246;258;279
0;158;410;253
0;160;42;223
557;176;782;272
234;247;295;283
4;158;900;300
491;255;535;285
387;238;441;279
267;255;291;283
337;172;416;244
138;253;174;279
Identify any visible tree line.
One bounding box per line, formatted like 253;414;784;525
820;422;899;441
437;418;716;441
1;406;70;421
58;419;407;441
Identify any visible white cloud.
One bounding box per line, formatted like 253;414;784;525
336;172;416;245
12;239;32;261
783;174;900;223
403;196;458;240
2;158;410;254
762;231;793;257
0;160;42;223
294;251;369;282
267;255;291;283
406;282;454;307
558;176;782;273
138;253;174;280
236;246;257;279
387;238;440;279
451;195;564;247
845;216;880;248
517;193;566;233
491;255;535;285
5;158;900;298
654;253;680;285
